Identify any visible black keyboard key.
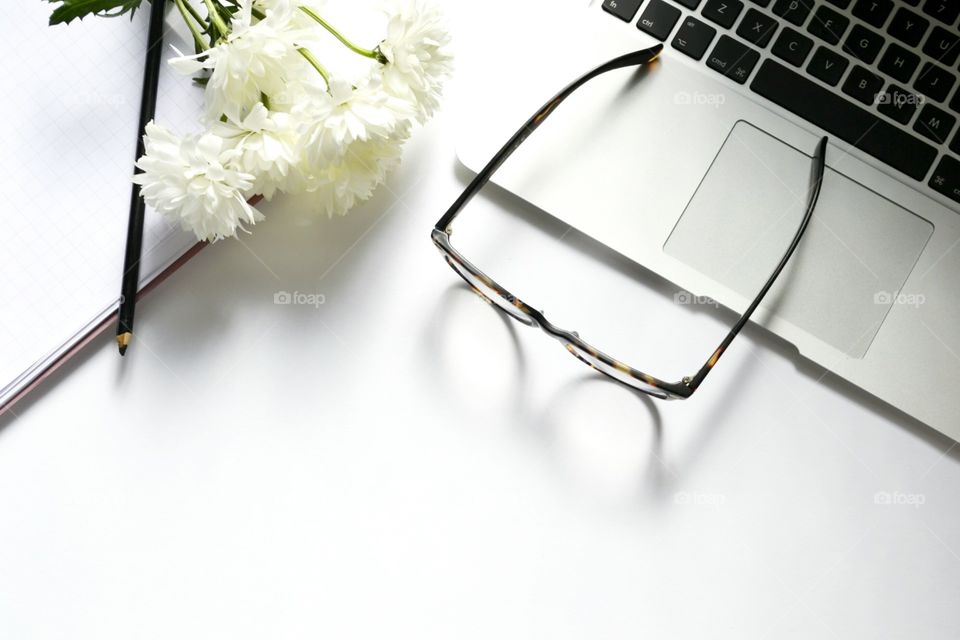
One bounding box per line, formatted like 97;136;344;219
844;24;885;64
952;131;960;155
602;0;643;22
807;5;850;45
737;8;779;48
922;0;960;26
707;35;761;83
672;16;718;60
929;156;960;204
915;62;957;102
772;0;814;26
887;8;930;47
825;0;851;8
952;89;960;114
852;0;894;28
878;43;921;83
923;26;960;68
808;46;849;85
750;59;938;180
878;85;921;123
675;0;703;8
773;26;814;66
637;0;682;41
749;0;771;6
914;104;957;144
702;0;745;29
843;65;885;105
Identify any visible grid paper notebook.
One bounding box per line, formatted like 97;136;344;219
0;3;203;408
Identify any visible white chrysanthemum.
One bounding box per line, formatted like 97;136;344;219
377;0;453;123
301;78;410;169
213;103;302;199
307;135;405;217
170;0;308;122
134;122;261;241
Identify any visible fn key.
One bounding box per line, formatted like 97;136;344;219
602;0;643;22
638;0;682;41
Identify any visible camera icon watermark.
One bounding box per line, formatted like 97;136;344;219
873;491;925;508
674;291;721;308
273;291;326;309
873;291;926;308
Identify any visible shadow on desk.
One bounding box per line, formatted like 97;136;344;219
420;162;960;476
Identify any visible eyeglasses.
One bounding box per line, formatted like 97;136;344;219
432;44;828;400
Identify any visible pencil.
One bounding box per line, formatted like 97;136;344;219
117;0;168;356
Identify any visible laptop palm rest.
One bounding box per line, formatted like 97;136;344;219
664;121;933;358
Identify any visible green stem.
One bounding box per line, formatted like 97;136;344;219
224;0;266;21
214;0;234;26
174;0;208;51
181;0;207;29
203;0;230;40
299;6;387;63
297;47;331;89
183;0;216;47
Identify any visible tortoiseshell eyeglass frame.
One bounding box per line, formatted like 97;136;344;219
433;44;829;400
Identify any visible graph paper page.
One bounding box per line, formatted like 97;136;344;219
0;3;203;396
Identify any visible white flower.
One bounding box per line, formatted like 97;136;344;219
377;0;453;123
145;0;451;236
213;103;302;199
308;135;405;217
301;77;410;169
134;122;261;242
170;0;308;122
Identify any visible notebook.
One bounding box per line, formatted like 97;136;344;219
0;3;204;412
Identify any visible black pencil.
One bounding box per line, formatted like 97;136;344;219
117;0;168;356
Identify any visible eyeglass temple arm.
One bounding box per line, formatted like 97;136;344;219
435;45;664;233
684;136;829;393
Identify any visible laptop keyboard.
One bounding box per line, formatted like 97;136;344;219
602;0;960;206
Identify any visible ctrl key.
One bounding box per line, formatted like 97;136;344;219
707;35;760;84
929;156;960;205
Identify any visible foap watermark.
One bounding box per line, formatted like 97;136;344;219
874;91;925;109
673;91;726;108
874;491;926;508
274;291;326;309
674;291;721;308
67;91;127;107
674;491;727;508
874;291;926;308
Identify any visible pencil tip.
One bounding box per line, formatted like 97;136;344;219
117;332;132;355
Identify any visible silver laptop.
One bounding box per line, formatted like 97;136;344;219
454;0;960;439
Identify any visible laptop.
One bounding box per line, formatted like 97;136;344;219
453;0;960;439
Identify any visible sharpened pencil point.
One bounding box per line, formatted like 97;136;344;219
117;332;132;356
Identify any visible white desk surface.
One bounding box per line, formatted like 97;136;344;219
2;4;960;639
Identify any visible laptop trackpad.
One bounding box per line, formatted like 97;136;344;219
664;122;933;358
